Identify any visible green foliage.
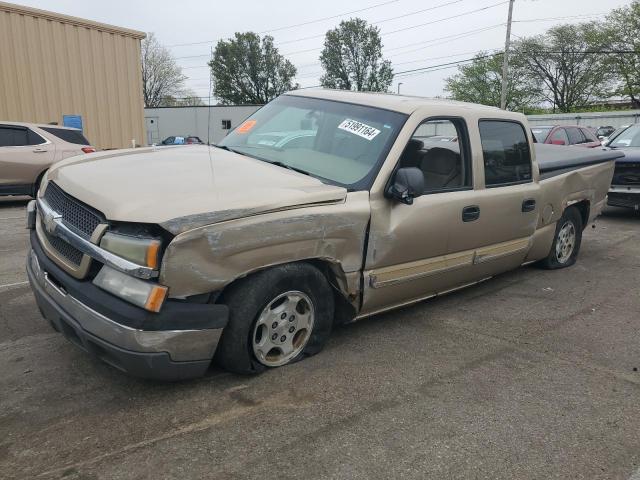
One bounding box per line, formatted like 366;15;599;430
603;0;640;107
444;51;542;110
515;23;614;113
210;33;298;105
142;33;188;108
320;18;393;92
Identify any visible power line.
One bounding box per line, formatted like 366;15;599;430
383;1;508;35
257;0;399;34
277;0;469;46
166;0;400;48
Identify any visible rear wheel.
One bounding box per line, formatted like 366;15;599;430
214;263;334;374
539;206;583;269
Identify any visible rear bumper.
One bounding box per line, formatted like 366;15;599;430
27;245;229;381
608;186;640;210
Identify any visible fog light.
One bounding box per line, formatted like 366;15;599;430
93;265;167;312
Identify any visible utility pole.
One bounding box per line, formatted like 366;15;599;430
500;0;515;110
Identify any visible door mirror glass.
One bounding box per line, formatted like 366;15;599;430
388;167;424;205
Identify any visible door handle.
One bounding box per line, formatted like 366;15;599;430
33;148;47;153
522;199;536;212
462;205;480;222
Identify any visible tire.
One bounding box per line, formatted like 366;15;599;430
214;263;334;374
539;206;583;269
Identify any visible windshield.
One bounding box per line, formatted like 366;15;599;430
531;127;552;143
218;95;407;189
608;124;640;148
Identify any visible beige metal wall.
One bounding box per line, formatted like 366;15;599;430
0;2;146;150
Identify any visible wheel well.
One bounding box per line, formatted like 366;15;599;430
32;169;48;197
568;200;590;230
215;259;357;325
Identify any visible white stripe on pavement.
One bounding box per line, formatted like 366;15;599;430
0;280;29;289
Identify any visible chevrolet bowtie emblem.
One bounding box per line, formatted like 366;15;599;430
43;210;62;235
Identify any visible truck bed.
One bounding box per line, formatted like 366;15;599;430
535;144;624;179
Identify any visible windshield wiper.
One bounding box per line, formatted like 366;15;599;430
268;161;312;176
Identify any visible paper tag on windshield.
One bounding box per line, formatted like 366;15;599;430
338;119;381;141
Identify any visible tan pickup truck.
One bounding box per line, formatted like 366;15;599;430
26;89;622;380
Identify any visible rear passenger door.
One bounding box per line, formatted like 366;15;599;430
460;120;541;278
0;125;54;188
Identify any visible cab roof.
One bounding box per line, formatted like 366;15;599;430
287;88;506;115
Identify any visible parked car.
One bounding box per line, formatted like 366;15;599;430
530;125;602;148
596;126;616;140
601;125;631;146
0;122;94;197
25;90;621;380
604;123;640;210
160;136;203;145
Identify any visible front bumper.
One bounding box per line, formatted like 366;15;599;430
608;186;640;210
27;238;229;381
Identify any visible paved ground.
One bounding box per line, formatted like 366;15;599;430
1;196;639;480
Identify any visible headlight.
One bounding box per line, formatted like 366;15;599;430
93;265;168;312
100;232;161;269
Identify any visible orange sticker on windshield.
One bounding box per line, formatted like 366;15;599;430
237;120;256;133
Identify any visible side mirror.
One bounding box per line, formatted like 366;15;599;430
388;167;424;205
551;139;566;145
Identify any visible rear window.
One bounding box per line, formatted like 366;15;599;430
41;127;90;145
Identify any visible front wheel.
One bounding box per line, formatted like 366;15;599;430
214;263;334;374
539;206;583;269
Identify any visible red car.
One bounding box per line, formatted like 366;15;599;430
531;125;601;148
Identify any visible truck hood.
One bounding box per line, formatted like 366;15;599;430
609;147;639;164
46;145;348;235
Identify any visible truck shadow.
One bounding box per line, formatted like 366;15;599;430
0;196;31;209
602;206;639;220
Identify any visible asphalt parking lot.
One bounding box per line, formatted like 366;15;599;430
1;197;639;480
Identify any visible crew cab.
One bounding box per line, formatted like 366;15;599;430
25;90;621;380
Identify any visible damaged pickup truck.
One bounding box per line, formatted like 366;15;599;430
26;89;623;380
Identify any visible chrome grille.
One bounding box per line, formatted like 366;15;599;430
41;227;83;266
43;182;104;239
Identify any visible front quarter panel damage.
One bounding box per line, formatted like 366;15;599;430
159;192;371;301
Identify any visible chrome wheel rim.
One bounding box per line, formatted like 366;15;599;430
252;291;314;367
556;221;576;264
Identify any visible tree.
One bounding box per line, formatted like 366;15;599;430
209;33;298;105
516;23;614;112
141;33;188;108
445;51;542;111
603;1;640;107
159;91;205;107
320;18;393;92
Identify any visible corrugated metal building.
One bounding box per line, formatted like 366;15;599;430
144;105;261;145
0;2;146;150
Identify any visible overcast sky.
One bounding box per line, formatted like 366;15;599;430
16;0;634;101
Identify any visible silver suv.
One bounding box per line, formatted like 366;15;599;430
0;122;94;197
